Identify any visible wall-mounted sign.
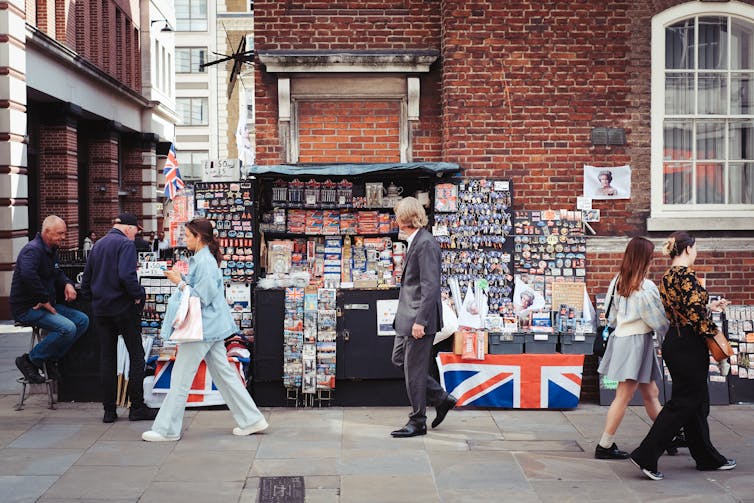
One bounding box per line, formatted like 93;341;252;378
202;159;241;182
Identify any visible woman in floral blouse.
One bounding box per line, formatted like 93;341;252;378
629;231;735;480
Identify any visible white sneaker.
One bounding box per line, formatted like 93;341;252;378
142;430;180;442
233;419;269;436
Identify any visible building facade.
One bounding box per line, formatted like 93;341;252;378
174;0;253;181
0;0;177;318
254;0;754;303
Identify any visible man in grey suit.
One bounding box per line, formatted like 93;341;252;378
391;197;456;438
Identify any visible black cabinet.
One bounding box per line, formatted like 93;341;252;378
252;287;409;406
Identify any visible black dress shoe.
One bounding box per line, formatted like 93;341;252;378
594;442;630;460
390;423;427;438
432;395;457;429
16;354;45;384
129;406;158;421
103;410;118;423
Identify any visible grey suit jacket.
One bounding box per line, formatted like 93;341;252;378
394;228;443;337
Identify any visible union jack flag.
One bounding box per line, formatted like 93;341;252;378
437;353;584;409
163;144;185;200
152;357;247;407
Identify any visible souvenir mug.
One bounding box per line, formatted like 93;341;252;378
392;241;407;255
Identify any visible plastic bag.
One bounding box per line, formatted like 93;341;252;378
434;301;459;344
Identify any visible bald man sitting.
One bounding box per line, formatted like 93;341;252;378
10;215;89;384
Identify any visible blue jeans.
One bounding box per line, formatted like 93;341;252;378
16;304;89;367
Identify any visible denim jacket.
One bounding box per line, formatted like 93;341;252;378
161;246;237;342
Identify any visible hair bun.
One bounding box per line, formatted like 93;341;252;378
662;236;675;256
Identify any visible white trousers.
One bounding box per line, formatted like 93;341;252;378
150;340;264;438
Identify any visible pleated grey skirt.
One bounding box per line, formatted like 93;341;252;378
597;332;662;384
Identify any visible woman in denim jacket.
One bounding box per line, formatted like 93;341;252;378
142;218;267;441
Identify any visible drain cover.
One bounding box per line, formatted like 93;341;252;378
258;476;305;503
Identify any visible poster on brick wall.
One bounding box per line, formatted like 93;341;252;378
583;165;631;200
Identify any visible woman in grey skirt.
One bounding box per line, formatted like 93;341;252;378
594;237;669;460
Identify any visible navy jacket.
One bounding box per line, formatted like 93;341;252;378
81;228;145;317
9;234;73;319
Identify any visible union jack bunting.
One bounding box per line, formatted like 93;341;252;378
437;352;584;409
163;144;185;200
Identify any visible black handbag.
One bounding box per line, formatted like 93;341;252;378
593;282;616;357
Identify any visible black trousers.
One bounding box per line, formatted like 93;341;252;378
631;325;726;471
392;333;448;426
95;306;146;411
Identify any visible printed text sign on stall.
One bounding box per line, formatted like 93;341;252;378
202;159;241;182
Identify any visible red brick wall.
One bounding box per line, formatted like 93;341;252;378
587;251;754;306
121;139;147;219
254;0;442;165
87;134;120;235
38;122;79;247
298;101;401;163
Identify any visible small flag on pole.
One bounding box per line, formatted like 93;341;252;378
163;144;185;199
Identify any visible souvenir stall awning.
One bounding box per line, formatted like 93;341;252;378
248;162;460;177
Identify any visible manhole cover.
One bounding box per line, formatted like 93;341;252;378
258;476;305;503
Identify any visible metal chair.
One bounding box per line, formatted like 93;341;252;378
14;322;56;411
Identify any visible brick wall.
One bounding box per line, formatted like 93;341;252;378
298;101;401;163
254;0;441;165
87;133;120;235
38;122;79;247
121;137;147;219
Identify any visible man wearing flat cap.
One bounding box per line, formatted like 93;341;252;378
81;214;157;423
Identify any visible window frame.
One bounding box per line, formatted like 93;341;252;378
650;1;754;230
176;47;208;74
176;97;209;126
175;0;208;32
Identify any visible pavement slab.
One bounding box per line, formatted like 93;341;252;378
140;480;245;503
153;449;253;482
0;474;58;503
42;466;155;500
340;474;439;503
0;448;83;476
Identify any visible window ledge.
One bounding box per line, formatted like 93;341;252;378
257;50;439;73
647;216;754;231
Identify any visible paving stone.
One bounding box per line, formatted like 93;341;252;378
437;488;541;503
9;424;108;449
174;427;261;452
75;441;174;466
515;452;621;481
41;466;155;500
255;436;342;460
0;475;58;503
154;449;253;482
305;488;340;503
470;439;584;452
530;480;637;502
0;448;83;476
250;457;339;477
340;474;438;503
338;449;431;476
429;450;527;489
140;480;244;503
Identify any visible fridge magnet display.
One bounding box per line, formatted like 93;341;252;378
583;165;631;200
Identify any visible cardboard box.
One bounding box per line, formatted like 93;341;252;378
453;328;488;356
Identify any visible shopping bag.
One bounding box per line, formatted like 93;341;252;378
434;301;459;345
172;288;191;328
170;296;203;342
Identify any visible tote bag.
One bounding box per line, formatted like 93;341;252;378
170;296;203;343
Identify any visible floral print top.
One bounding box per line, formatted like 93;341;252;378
659;265;718;337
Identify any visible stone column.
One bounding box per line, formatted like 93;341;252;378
0;0;28;319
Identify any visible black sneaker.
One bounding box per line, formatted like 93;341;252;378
595;442;630;460
103;410;118;423
629;456;664;481
16;354;44;384
129;406;158;421
697;459;736;471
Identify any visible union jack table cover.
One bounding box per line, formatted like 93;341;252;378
437;352;585;409
151;357;247;407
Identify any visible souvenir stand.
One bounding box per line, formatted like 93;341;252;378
722;305;754;403
433;183;596;409
250;163;460;407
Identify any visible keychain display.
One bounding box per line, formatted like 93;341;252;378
433;178;515;315
194;181;255;283
513;209;586;310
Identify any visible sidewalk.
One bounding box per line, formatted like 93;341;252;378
1;325;753;502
